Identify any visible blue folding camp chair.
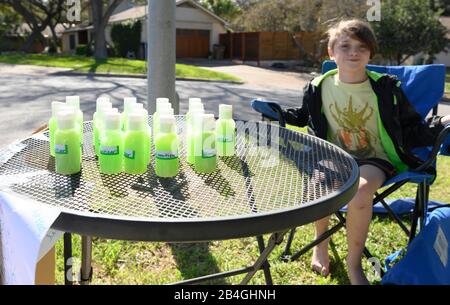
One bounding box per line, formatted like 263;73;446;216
251;61;450;267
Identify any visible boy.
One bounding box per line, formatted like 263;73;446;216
282;19;450;284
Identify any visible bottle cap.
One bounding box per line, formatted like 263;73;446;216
56;110;77;129
156;98;170;111
66;96;80;109
96;98;112;112
202;114;216;132
156;101;172;113
190;102;204;112
189;98;202;109
159;107;174;116
219;104;233;120
123;97;137;113
159;115;176;133
104;110;121;130
51;101;66;117
131;103;144;112
127;112;146;131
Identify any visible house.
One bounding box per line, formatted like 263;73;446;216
61;0;229;59
432;16;450;66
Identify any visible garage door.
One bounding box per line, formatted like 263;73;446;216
176;29;210;58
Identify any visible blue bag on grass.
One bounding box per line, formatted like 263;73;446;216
382;207;450;285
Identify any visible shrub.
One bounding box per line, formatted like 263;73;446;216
75;44;88;56
111;20;141;58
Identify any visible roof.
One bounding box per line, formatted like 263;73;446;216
63;0;229;34
109;5;147;23
108;0;229;25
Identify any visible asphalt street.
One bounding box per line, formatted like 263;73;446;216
1;64;449;149
0;69;301;147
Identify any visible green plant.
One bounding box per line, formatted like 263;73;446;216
371;0;449;65
111;20;142;58
75;44;88;56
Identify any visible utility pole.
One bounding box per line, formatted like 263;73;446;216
147;0;178;114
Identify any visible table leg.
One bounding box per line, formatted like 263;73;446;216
240;231;286;285
63;233;72;285
80;235;92;285
256;235;273;285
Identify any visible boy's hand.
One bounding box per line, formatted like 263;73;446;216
441;115;450;126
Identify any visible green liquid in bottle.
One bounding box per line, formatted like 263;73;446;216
93;113;101;156
123;130;149;174
194;131;216;173
49;117;57;157
55;129;81;175
155;132;179;178
99;130;123;174
216;119;236;156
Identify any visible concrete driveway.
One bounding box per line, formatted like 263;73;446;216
179;59;313;91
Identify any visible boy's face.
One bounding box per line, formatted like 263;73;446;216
328;34;371;73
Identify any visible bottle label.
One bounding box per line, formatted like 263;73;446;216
100;146;119;155
156;151;178;160
55;144;68;154
124;149;135;159
202;148;216;158
217;135;234;143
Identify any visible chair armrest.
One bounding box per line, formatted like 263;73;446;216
415;124;450;171
250;99;286;127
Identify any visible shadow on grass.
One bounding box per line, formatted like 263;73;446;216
169;242;228;284
328;239;350;285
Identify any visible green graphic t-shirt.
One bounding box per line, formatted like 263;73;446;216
321;74;389;161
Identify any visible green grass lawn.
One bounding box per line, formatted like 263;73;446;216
0;53;241;82
53;125;450;285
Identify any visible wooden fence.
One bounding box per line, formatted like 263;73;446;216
219;31;325;64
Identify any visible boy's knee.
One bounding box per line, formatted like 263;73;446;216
357;179;377;197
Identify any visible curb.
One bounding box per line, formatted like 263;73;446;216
51;71;244;84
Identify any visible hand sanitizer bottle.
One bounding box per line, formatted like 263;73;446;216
194;114;216;173
66;96;84;143
152;98;172;136
54;110;82;175
130;106;151;165
121;97;137;131
93;99;112;156
49;101;67;157
123;112;150;174
99;111;123;174
216;104;236;156
155;115;179;178
186;108;205;164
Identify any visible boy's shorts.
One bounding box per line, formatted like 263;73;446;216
356;157;397;181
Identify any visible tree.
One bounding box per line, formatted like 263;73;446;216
230;0;368;32
372;0;449;65
431;0;450;16
1;0;64;53
111;20;141;58
198;0;241;21
0;3;22;37
89;0;125;59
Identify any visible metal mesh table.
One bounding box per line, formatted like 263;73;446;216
0;116;358;284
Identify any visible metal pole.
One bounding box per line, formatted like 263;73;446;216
80;235;92;285
147;0;178;114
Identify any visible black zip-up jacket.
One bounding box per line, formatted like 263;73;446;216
282;69;444;173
